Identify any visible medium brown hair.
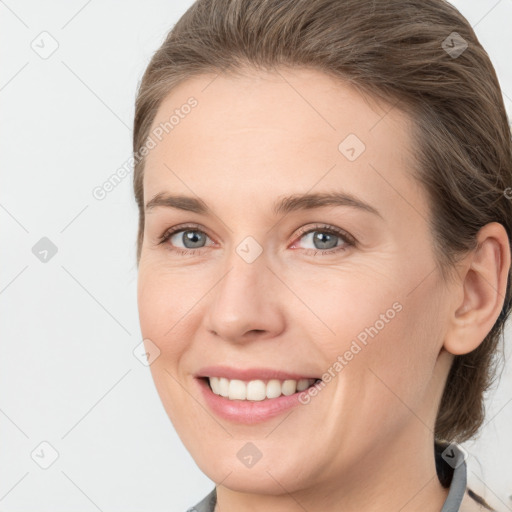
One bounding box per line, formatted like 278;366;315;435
132;0;512;443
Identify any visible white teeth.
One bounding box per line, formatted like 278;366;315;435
207;377;316;401
266;379;282;399
247;380;267;401
209;376;220;394
228;379;246;400
296;378;310;391
281;379;297;396
218;377;229;396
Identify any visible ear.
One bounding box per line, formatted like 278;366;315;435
443;222;511;356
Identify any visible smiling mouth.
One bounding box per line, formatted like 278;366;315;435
200;376;322;401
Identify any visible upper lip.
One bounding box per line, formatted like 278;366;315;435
196;365;319;381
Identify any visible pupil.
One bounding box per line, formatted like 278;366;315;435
314;232;337;250
184;231;205;248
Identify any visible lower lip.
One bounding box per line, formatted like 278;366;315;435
196;377;310;424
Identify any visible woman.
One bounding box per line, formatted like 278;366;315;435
132;0;512;510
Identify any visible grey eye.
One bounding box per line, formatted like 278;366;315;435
171;230;208;249
300;230;341;250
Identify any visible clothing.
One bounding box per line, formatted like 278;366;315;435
187;442;494;511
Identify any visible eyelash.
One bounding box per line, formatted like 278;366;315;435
157;223;356;257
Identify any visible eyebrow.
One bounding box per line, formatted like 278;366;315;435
145;191;382;218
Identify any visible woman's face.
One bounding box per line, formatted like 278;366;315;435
137;67;455;494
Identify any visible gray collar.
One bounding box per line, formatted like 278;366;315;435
439;442;468;512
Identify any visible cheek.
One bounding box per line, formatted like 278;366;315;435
313;265;444;407
137;267;192;360
345;283;445;419
304;268;403;357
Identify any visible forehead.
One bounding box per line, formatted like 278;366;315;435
142;67;426;222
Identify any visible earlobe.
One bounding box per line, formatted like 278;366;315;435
443;222;511;356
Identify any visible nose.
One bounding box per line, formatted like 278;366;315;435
203;249;285;344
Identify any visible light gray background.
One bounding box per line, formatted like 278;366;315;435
1;1;511;511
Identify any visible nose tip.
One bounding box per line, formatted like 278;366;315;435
204;262;285;344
